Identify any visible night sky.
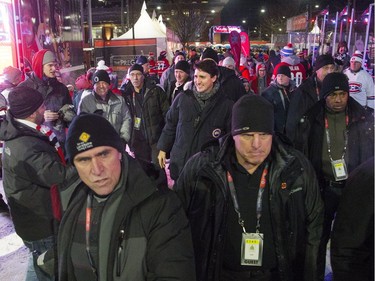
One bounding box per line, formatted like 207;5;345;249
221;0;373;28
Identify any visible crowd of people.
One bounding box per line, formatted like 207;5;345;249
0;42;373;281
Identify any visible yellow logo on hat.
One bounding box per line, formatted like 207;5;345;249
79;132;90;142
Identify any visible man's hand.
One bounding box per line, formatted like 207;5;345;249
44;110;59;122
158;150;166;168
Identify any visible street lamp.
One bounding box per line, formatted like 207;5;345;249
259;9;266;40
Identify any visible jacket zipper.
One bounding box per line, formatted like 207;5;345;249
116;229;125;277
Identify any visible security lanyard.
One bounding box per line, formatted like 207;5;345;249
324;113;349;162
314;77;320;100
86;194;98;279
226;163;269;233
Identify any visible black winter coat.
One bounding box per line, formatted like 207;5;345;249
294;97;374;186
286;75;321;142
331;157;374;281
218;66;246;102
157;87;233;180
0;113;75;241
58;154;196;281
18;72;72;143
122;79;169;147
261;81;295;134
175;135;324;281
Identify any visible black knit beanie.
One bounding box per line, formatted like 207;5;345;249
314;54;335;72
8;86;44;119
65;114;124;162
92;70;110;85
321;72;349;99
129;64;144;74
231;95;274;136
201;48;219;63
276;65;291;78
175;60;190;74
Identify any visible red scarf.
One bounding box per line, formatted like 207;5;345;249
35;124;65;221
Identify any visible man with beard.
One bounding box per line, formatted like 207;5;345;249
0;86;76;280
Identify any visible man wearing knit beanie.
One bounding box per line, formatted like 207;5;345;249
121;55;169;189
59;113;195;280
294;71;374;281
18;49;73;144
222;57;236;70
167;60;191;103
261;64;296;134
160;51;186;99
286;54;335;142
78;68;131;144
343;50;374;109
272;43;306;87
0;85;76;281
174;94;323;281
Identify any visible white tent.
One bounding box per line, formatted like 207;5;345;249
310;21;321;35
114;1;166;40
157;15;167;34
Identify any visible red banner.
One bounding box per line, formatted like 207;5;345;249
240;31;250;58
229;31;241;68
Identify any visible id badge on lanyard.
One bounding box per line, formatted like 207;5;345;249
134;117;141;130
241;232;264;266
227;165;268;267
325;115;349;181
331;159;348;181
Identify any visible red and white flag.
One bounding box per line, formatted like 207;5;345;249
319;6;329;16
361;6;370;17
339;5;348;17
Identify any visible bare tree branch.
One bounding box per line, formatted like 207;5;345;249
167;4;208;48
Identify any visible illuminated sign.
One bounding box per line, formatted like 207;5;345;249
287;13;308;32
212;26;242;34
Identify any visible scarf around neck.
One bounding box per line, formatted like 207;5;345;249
193;82;220;109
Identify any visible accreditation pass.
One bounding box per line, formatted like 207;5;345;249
241;233;264;266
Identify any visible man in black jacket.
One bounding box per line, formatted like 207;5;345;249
122;64;169;187
261;65;296;134
294;72;374;281
175;95;323;281
0;86;76;280
157;59;233;180
18;49;73;144
58;114;195;281
286;54;335;142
